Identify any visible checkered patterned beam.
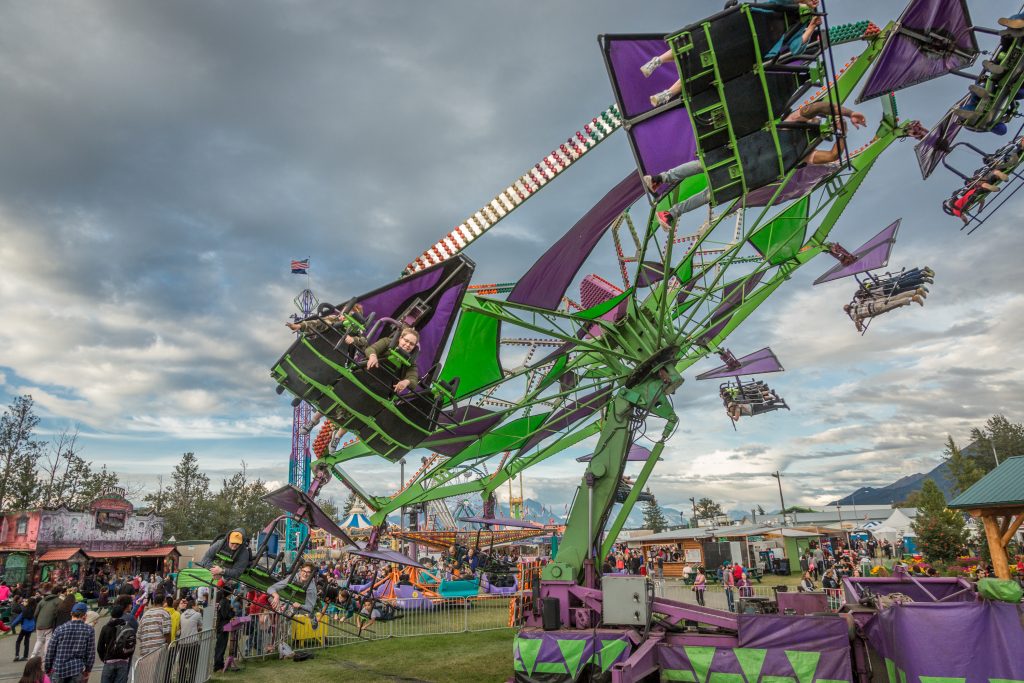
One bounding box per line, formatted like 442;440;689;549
403;104;623;275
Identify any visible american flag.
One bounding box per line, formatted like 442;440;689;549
290;259;309;274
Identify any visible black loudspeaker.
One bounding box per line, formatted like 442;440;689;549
542;597;561;631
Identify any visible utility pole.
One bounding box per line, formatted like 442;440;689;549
836;503;850;548
771;471;788;526
689;497;698;528
991;440;1000;467
399;458;406;554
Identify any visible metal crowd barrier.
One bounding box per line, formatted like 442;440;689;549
242;593;515;661
129;628;215;683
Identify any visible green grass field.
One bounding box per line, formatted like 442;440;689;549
210;629;516;683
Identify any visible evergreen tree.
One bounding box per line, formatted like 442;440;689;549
943;435;983;496
160;452;212;539
911;479;968;564
0;396;44;513
342;491;358;515
641;489;668;532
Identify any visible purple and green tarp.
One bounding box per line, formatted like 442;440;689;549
864;602;1024;683
514;628;634;682
515;614;854;683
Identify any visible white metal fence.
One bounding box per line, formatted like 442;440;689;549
129;628;215;683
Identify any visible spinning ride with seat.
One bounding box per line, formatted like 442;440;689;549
256;2;1024;682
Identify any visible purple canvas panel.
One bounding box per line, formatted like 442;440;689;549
738;613;853;652
424;405;503;456
458;515;543;529
915;102;964;180
415;282;462;374
630;111;699;194
516;387;613;455
857;0;978;103
576;443;653;462
606;37;677;120
508;173;644;310
263;485;355;545
814;219;900;285
864;602;1024;681
695;347;785;380
740;163;834;208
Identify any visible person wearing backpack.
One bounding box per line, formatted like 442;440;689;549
96;604;134;683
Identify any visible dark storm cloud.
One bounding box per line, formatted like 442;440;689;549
2;0;1023;513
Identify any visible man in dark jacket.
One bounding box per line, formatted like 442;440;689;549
198;529;252;580
31;585;61;659
97;604;133;683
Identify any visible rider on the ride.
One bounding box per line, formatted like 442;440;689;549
197;529;252;580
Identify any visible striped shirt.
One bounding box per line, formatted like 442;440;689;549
136;607;171;658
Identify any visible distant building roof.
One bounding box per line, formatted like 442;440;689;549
37;547;84;562
85;545;179;559
948;456;1024;510
632;525;778;543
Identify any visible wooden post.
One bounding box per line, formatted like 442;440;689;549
981;513;1010;579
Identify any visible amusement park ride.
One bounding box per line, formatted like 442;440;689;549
203;0;1024;680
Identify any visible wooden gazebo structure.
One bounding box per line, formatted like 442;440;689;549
948;455;1024;579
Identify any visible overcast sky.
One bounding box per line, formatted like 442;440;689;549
1;0;1021;516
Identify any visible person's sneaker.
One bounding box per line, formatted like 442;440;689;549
299;421;313;435
998;16;1024;30
643;174;662;193
983;59;1008;76
656;211;674;231
329;428;344;451
650;90;672;107
968;84;990;100
641;56;663;78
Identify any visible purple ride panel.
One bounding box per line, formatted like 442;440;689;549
508;173;644;310
857;0;978;103
695;347;785;380
603;35;699;196
814;219;900;285
915;103;965;180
